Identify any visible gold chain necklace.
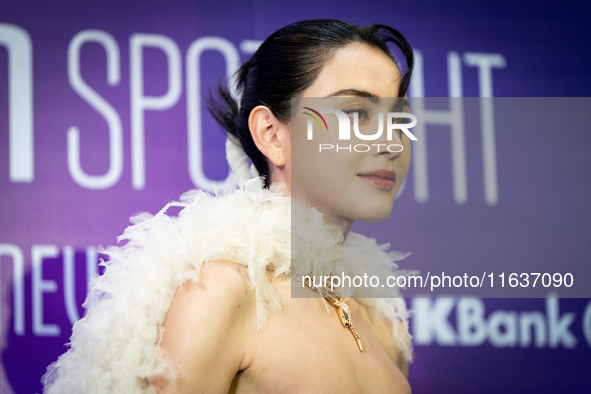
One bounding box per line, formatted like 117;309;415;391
303;279;364;352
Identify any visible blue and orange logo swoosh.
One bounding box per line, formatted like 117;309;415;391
302;107;329;132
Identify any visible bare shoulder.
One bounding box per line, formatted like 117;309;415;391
153;260;257;393
382;317;409;378
356;301;409;378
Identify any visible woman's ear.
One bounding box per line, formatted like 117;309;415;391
248;105;289;167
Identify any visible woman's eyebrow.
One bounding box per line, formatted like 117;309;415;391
325;89;408;111
326;89;379;104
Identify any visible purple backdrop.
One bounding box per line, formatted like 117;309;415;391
1;0;590;393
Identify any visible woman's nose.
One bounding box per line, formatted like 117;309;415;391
370;118;404;159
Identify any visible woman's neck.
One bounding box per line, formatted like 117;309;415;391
272;180;353;241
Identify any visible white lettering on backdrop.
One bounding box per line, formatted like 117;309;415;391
1;24;504;201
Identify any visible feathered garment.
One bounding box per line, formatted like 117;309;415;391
42;178;412;393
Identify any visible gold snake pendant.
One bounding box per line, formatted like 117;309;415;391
333;299;364;352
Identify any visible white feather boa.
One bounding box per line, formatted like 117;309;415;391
42;178;412;393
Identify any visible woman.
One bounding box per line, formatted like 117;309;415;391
43;19;414;393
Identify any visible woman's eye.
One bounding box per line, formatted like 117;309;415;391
343;108;370;122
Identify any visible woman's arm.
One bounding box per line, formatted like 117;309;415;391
152;260;256;393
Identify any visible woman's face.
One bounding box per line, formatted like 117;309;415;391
288;43;411;231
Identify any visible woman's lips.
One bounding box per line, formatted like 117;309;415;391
357;169;397;190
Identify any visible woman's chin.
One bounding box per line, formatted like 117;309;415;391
353;207;394;223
